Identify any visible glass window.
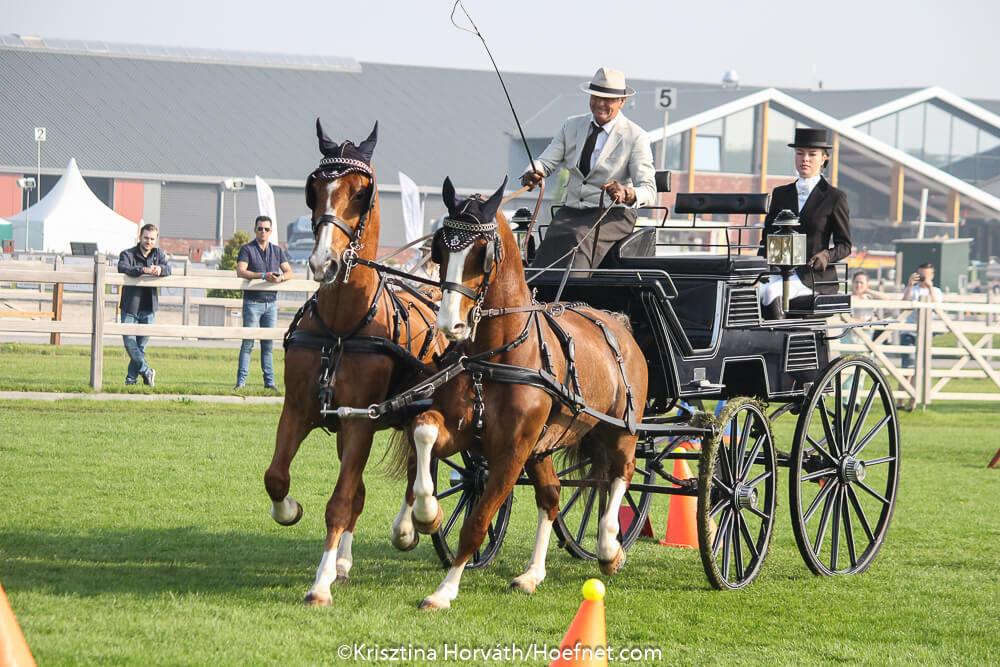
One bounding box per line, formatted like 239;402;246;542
695;135;721;171
897;104;924;158
923;103;951;167
662;134;682;171
699;119;723;137
767;109;795;177
977;129;1000;181
723;107;754;173
868;114;897;146
950;115;978;163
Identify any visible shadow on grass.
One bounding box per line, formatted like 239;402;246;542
0;526;445;598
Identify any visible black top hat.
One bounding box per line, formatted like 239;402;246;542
788;128;832;150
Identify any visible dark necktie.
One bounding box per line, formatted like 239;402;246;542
578;122;602;177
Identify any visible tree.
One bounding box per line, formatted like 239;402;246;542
208;231;250;298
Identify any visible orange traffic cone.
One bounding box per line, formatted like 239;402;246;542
0;581;36;667
549;579;607;667
658;453;700;549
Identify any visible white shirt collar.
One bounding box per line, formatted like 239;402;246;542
796;174;822;192
591;112;622;134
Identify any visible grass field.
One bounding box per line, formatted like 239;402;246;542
1;351;999;664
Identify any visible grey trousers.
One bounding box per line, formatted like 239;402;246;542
530;206;637;271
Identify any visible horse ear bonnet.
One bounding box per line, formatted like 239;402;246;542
305;118;379;211
437;176;507;274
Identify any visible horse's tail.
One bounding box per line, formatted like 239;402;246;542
382;427;412;480
555;431;612;484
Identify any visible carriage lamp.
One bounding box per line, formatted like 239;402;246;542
765;209;807;311
510;207;534;258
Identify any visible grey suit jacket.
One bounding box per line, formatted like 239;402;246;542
526;112;656;209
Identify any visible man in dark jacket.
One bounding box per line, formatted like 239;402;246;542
117;223;171;386
758;128;851;311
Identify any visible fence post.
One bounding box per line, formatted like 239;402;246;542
182;257;191;327
916;298;932;408
50;254;63;345
90;253;106;391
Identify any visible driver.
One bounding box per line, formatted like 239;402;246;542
520;67;656;271
758;128;851;313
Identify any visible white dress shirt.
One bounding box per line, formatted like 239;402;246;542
796;175;821;212
585;113;621;173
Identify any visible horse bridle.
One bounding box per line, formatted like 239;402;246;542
434;211;502;336
306;156;376;283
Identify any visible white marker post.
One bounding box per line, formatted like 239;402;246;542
34;127;45;205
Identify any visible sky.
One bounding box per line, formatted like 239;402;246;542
4;0;999;99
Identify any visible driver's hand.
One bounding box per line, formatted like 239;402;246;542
520;170;543;190
602;180;631;204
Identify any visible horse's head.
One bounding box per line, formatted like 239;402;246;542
433;176;507;341
306;118;379;283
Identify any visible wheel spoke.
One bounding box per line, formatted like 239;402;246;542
443;493;468;536
744;469;772;490
717;439;735;486
845;484;876;542
805;434;838;466
709;497;730;521
830;486;843;571
811;484;837;554
736;412;753;474
487;521;496;543
802;475;836;523
436;484;464;501
842;366;862;435
847;383;879;451
720;511;734;581
852;415;892;457
739;432;767;480
732;511;745;577
746;505;770;521
833;376;844;455
855;479;890;505
556;459;589;478
842;492;858;568
575;488;598;545
624;490;640;513
819;400;841;457
862;455;896;466
801;467;836;483
711;507;731;557
561;487;583;514
439;457;465;473
711;474;734;497
737;511;760;560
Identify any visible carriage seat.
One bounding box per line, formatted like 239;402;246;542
785;292;852;317
602;227;767;279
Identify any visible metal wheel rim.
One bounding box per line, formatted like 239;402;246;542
789;356;900;576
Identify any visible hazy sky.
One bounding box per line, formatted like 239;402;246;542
5;0;998;99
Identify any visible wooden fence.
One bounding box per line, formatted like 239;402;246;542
2;255;999;404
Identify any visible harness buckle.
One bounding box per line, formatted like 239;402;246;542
549;303;565;317
341;244;361;283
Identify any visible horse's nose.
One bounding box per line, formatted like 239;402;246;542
444;320;467;340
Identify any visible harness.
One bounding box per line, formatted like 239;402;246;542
306;156;377;283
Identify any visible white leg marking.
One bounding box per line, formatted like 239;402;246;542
597;477;629;562
436;245;473;339
390;498;417;550
270;496;299;524
511;509;553;594
421;562;467;610
412;423;440;524
336;531;353;581
307;548;338;603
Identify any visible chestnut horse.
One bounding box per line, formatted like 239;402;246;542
264;120;446;606
407;177;649;610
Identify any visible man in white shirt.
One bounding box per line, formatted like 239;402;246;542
521;67;656;271
899;262;942;409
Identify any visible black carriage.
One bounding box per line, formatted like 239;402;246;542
428;189;900;590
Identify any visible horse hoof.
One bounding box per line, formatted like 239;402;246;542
272;500;303;526
391;532;419;552
418;596;450;611
303;592;332;607
599;546;626;576
510;578;537;595
413;505;444;535
334;575;349;585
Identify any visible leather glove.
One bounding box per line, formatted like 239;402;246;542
520;170;543;190
808;250;831;273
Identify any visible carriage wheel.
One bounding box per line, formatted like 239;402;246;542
553;456;654;561
789;355;900;576
430;451;513;570
697;397;778;589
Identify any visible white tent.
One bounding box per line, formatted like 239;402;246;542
7;158;139;253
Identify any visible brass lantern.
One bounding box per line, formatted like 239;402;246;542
510;207;535;260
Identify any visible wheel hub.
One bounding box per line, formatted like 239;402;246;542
734;483;758;511
840;456;866;483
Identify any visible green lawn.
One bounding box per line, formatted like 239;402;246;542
0;342;284;395
1;397;998;665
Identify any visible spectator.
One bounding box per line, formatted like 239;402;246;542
850;271;886;323
235;215;292;390
899;262;942;410
117;223;171;386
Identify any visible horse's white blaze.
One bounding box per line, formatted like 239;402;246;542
423;562;467;609
336;530;353;580
270;496;299;524
390;498;417;549
512;509;553;590
597;476;628;562
308;180;342;279
436;244;473;339
412;423;439;524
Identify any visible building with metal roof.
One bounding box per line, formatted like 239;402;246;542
2;34;999;262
